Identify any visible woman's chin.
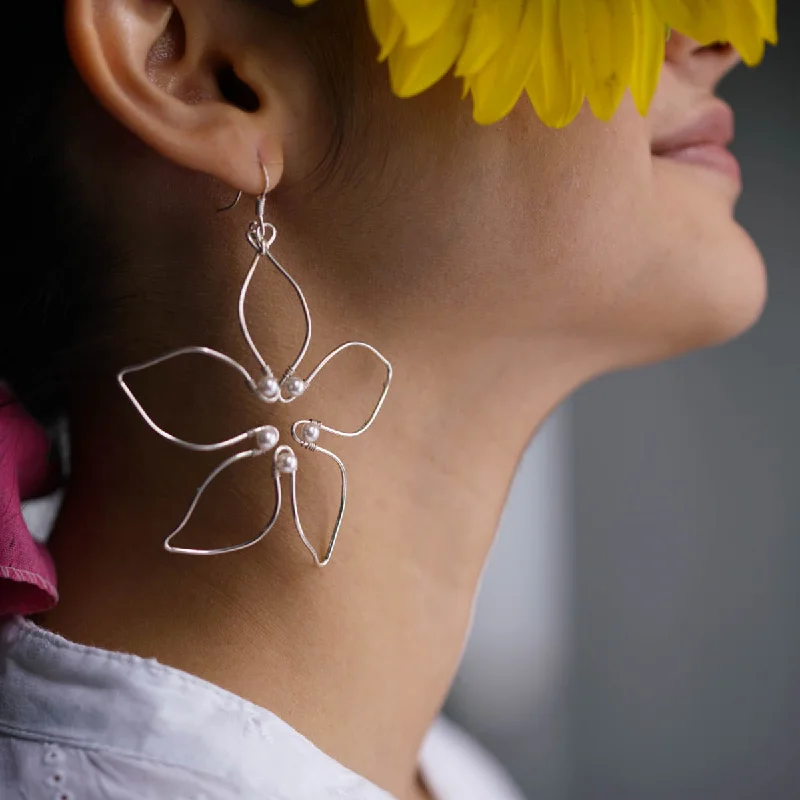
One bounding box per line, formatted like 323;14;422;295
603;227;768;371
626;167;770;363
677;227;768;353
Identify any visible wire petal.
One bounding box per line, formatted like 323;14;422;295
118;347;265;452
164;448;283;556
287;446;347;567
299;342;393;438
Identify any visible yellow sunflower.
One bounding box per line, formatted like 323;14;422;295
293;0;777;128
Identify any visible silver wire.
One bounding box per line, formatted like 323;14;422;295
239;166;312;398
288;446;346;568
117;165;393;566
118;347;267;452
164;448;282;556
300;342;392;437
217;190;243;213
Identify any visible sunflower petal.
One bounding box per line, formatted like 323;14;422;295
456;0;523;77
469;0;543;124
725;0;767;66
630;0;665;115
651;0;774;66
389;0;457;47
294;0;778;129
387;0;471;97
750;0;778;44
365;0;406;61
561;0;637;122
526;0;585;127
649;0;727;46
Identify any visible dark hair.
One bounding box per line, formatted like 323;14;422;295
2;0;356;428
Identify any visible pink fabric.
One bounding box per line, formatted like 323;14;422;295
0;385;60;615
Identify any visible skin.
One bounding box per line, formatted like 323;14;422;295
37;2;766;799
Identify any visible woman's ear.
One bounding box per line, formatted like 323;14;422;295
64;0;286;195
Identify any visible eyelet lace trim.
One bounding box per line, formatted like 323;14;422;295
43;743;75;800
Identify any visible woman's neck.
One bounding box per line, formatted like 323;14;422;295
37;250;594;799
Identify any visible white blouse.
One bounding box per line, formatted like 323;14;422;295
0;616;527;800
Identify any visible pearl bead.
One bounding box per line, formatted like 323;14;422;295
285;377;306;398
275;450;298;474
255;426;279;451
257;376;280;401
300;422;321;444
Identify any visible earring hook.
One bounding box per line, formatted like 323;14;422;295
217;191;243;213
217;164;271;214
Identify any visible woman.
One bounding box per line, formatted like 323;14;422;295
0;1;777;798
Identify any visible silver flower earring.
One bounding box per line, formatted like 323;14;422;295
118;166;392;567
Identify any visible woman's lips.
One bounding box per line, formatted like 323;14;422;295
652;102;741;185
658;143;742;184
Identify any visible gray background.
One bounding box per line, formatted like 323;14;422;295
449;7;800;799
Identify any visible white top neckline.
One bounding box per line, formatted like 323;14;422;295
0;615;527;800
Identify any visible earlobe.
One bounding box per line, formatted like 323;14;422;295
63;0;283;196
